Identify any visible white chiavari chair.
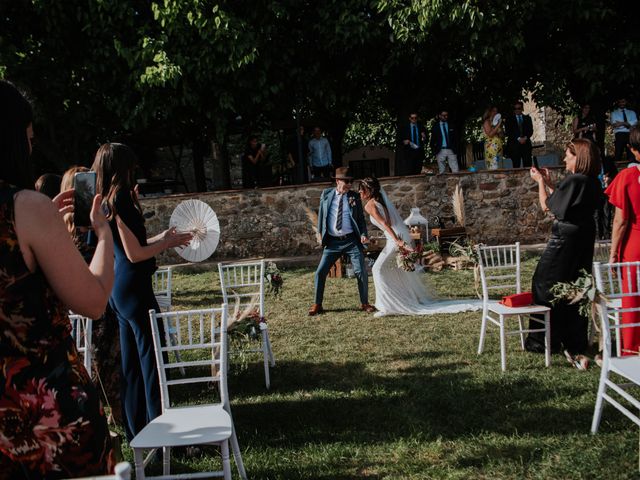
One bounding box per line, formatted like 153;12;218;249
218;260;275;389
131;306;247;480
476;242;551;371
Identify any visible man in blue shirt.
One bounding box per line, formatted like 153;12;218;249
610;98;638;162
308;127;333;179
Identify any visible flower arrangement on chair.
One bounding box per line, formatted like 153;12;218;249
265;261;284;297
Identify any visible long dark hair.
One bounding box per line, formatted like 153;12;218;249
359;176;385;205
91;143;141;219
360;176;392;224
0;80;34;188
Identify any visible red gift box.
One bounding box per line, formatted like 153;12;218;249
500;292;533;307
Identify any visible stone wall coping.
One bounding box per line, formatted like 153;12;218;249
139;166;567;203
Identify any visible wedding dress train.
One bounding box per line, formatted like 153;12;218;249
369;195;481;317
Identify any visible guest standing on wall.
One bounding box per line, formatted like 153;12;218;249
505;100;534;168
242;135;268;188
308;126;333;180
399;112;427;175
429;110;459;174
572;103;597;142
610;98;638;162
482;106;504;170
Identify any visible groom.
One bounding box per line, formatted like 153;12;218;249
309;167;376;316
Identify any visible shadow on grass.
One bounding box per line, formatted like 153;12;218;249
228;359;593;446
135;355;615;480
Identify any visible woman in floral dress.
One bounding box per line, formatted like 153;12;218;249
0;80;115;478
483;106;504;170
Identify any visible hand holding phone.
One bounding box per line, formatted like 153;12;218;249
73;171;97;228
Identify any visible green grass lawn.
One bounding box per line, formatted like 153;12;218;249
123;255;638;479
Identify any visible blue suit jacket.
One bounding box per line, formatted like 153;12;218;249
317;187;368;246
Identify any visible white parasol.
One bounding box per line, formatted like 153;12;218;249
169;199;220;262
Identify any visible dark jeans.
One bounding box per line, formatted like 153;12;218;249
614;132;633;162
311;165;332;179
314;234;368;305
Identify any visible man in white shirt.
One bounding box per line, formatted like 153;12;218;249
610;98;638;161
310;167;375;316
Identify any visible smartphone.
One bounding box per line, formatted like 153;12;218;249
532;156;540;170
73;171;96;227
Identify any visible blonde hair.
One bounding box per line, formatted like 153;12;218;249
482;106;497;122
61;165;89;234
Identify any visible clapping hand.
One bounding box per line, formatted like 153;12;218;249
89;194;110;235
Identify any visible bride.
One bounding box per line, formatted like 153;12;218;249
359;176;481;317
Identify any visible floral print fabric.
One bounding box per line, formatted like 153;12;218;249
484;134;503;170
0;182;113;479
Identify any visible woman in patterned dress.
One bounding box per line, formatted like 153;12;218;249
482;106;504;170
0;80;116;478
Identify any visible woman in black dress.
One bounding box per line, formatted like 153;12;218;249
242;135;267;188
92;143;191;440
572;103;597;142
525;139;602;367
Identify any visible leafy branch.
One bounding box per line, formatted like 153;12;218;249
549;269;600;318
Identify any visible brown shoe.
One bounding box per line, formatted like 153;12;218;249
308;304;324;316
360;303;377;313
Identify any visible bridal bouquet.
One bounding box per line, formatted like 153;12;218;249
396;243;425;272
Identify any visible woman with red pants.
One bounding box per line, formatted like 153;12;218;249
606;126;640;355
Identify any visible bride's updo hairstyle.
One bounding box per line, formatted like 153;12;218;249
360;176;386;207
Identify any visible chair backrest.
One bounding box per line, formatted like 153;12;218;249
593;261;640;357
68;313;93;374
153;266;173;311
149;306;229;411
475;242;521;301
218;260;265;317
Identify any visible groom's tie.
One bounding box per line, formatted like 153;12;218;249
336;194;344;231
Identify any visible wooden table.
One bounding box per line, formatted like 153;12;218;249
431;227;467;251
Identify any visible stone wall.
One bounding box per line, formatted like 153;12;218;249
141;168;559;265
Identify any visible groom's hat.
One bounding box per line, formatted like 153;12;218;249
332;167;353;180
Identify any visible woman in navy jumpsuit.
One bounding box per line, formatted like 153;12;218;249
92;143;191;440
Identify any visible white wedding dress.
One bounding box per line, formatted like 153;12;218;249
369;192;481;317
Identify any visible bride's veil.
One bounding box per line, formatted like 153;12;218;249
379;188;412;243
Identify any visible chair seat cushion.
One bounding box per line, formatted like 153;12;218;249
487;301;550;315
130;404;232;448
610;356;640;383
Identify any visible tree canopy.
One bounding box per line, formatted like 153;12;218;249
1;0;638;185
